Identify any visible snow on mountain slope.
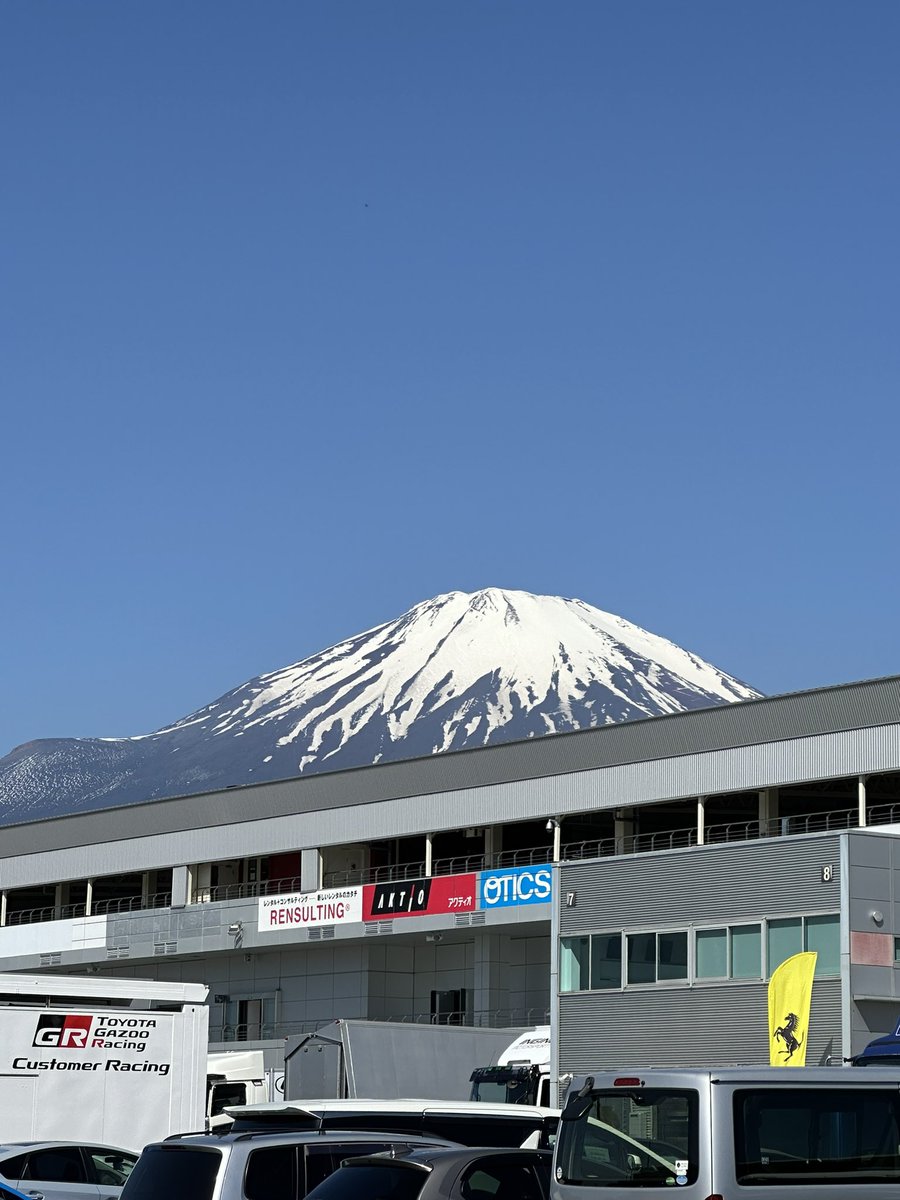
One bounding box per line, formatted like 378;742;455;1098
0;589;761;824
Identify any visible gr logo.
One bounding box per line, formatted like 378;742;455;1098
33;1014;93;1049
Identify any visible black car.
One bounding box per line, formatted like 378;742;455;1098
303;1146;551;1200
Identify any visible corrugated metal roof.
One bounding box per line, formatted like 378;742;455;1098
3;674;900;857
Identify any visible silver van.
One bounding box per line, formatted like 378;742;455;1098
551;1066;900;1198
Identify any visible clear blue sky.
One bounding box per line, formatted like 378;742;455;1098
2;1;899;756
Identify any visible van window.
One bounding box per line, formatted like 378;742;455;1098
555;1089;697;1187
734;1088;900;1184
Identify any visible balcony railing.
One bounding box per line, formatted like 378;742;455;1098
195;876;303;903
5;799;900;930
92;890;173;915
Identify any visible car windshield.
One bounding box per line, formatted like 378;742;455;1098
120;1146;221;1200
306;1162;426;1200
555;1089;697;1188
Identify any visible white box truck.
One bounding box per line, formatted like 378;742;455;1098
0;972;209;1151
283;1020;529;1102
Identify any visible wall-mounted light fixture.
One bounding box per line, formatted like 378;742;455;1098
870;910;885;927
227;921;243;936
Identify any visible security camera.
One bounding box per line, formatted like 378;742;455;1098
546;818;556;832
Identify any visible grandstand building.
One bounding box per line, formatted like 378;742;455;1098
2;675;899;1078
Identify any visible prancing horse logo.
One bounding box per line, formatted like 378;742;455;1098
774;1011;803;1060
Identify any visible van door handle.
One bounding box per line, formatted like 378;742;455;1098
26;1192;44;1200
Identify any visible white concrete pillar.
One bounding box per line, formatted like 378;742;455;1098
482;826;495;869
300;848;321;891
472;933;507;1026
170;865;190;909
552;820;562;862
614;807;634;853
85;879;93;918
425;833;433;877
858;775;868;828
697;796;706;846
759;788;777;838
1;891;6;926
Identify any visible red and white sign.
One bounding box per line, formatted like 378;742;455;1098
258;886;363;932
363;874;477;921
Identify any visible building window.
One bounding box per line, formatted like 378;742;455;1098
560;936;591;992
626;931;688;985
767;913;839;977
562;931;689;991
590;934;622;989
767;918;803;972
696;928;728;979
731;924;762;979
695;925;762;981
560;934;622;992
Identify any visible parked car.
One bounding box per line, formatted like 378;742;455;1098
228;1098;559;1149
303;1146;552;1200
0;1142;138;1200
119;1129;460;1200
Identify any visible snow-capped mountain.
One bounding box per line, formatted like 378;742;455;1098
0;589;761;824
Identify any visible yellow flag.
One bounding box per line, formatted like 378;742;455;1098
768;951;817;1066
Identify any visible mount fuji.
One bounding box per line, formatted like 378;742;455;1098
0;589;761;825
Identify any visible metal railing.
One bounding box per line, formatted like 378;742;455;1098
6;799;900;929
92;890;173;915
5;901;87;926
195;876;303;903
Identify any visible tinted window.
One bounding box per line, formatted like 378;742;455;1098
0;1155;28;1180
23;1149;86;1183
304;1162;426;1200
120;1146;221;1200
210;1081;249;1116
461;1158;546;1200
245;1145;295;1200
303;1143;398;1194
734;1087;900;1184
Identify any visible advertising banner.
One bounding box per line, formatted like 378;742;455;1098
478;863;553;909
1;1005;188;1145
363;873;477;920
768;950;817;1066
258;886;362;932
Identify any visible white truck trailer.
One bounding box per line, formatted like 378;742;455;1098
0;972;209;1151
283;1019;529;1102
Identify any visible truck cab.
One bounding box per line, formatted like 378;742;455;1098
469;1026;552;1107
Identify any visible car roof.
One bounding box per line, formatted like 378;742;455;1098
229;1099;559;1120
156;1130;458;1150
0;1143;134;1155
349;1146;550;1165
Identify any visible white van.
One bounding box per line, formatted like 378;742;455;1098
551;1066;900;1198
